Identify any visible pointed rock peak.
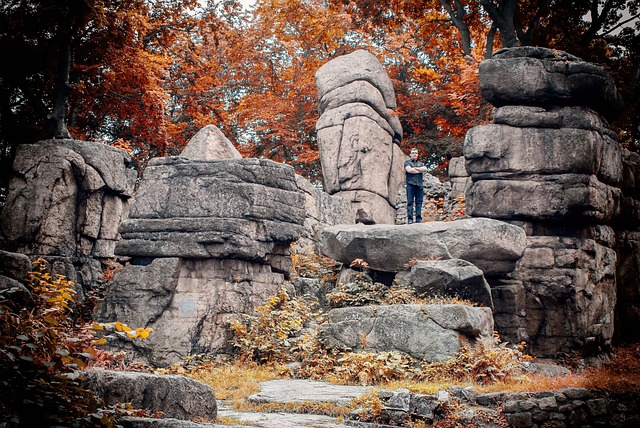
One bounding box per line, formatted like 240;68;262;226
180;125;242;160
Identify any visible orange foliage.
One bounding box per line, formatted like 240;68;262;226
3;0;638;183
64;0;497;178
56;0;638;181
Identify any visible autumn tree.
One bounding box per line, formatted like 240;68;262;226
335;0;639;163
0;0;106;194
1;0;637;194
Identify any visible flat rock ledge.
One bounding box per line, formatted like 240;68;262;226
247;379;373;406
319;218;526;276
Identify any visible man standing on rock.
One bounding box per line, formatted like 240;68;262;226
405;148;428;224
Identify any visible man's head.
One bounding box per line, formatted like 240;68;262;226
410;148;419;160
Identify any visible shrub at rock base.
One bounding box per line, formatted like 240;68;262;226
0;259;151;427
227;286;527;387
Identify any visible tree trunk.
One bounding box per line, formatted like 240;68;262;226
485;23;498;58
480;0;520;48
438;0;473;56
50;38;72;139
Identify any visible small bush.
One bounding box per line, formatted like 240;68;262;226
418;335;525;385
0;258;151;427
290;244;339;283
229;288;321;364
327;280;389;307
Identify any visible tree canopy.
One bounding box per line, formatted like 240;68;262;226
1;0;638;189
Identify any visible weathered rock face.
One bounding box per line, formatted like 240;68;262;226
98;149;307;366
81;369;217;421
319;218;527;276
295;173;354;249
615;149;640;343
465;46;627;355
479;46;623;119
179;124;242;160
448;156;471;199
116;157;305;274
322;304;494;362
97;257;292;366
315;50;404;224
616;231;640;343
395;259;493;308
0;250;32;305
0;139;136;290
512;232;617;355
465;117;623;222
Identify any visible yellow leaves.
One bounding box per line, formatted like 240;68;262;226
91;322;153;341
92;322;105;331
228;287;318;364
135;327;152;339
412;66;439;82
114;321;131;332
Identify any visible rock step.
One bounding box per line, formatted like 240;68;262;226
247;379;373;405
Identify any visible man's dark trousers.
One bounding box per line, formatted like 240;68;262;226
406;183;424;223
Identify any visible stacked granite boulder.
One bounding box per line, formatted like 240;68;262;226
97;126;307;366
0;139;136;291
315;50;405;224
318;218;528;361
464;47;625;356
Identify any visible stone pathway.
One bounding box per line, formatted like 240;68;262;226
216;379;374;428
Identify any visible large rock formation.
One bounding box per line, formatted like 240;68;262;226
97;257;292;366
98;148;306;365
115;157;305;274
315;50;405;224
0;139;136;290
464;47;627;356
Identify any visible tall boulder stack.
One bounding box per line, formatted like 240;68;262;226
465;47;625;356
315;50;405;224
0;139;136;290
97;127;307;366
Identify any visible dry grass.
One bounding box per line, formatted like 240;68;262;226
234;400;348;417
214;416;254;426
165;359;287;403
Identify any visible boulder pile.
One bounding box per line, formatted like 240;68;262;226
317;218;526;360
315;50;405;224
